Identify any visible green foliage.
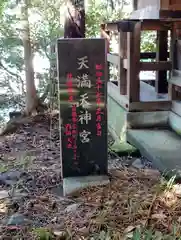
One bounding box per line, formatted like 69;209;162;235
141;31;156;53
86;0;106;37
0;0;7;17
0;0;63;112
86;0;127;37
0;0;156;121
33;228;53;240
131;227;181;240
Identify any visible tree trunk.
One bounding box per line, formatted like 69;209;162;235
21;0;38;115
64;0;85;38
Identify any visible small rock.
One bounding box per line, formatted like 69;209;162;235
0;180;14;186
132;159;143;169
0;170;22;186
65;203;80;213
51;184;63;196
6;213;31;226
0;190;9;200
9;190;28;202
54;230;67;238
38;195;49;202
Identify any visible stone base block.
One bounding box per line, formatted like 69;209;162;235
63;175;109;196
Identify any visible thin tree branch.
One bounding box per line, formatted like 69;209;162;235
0;60;22;81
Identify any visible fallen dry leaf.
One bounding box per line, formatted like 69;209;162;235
123;226;135;234
151;213;167;220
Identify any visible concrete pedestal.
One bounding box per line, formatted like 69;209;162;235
63;175;109;196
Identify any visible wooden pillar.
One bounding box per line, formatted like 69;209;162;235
175;26;181;99
118;30;127;94
127;22;141;103
168;28;177;100
100;24;110;54
156;31;168;94
100;24;110;82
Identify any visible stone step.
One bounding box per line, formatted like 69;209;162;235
168;111;181;137
172;100;181;117
127;129;181;178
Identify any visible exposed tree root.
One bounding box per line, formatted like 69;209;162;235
0;100;49;136
25;97;48;116
0;116;33;136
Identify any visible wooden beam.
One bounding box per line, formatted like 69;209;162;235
160;10;181;18
107;19;181;33
107;20;171;33
140;52;168;59
129;101;171;111
141;22;172;31
127;22;141;102
140;61;172;71
107;52;170;65
156;31;168;94
123;60;172;71
107;52;162;65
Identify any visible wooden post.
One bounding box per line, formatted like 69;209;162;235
156;31;168;94
127;22;141;103
168;27;177;100
100;24;110;54
64;0;85;38
118;30;127;94
100;24;110;82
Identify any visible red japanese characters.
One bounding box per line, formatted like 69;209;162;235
95;64;103;137
65;73;77;161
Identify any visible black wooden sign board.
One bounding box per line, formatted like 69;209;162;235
57;38;108;178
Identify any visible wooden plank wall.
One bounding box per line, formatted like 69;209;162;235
136;0;181;11
169;0;181;10
137;0;159;9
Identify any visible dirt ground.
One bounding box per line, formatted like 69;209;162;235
0;114;181;239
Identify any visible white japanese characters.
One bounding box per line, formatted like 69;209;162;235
77;55;92;144
79;130;91;143
79;110;91;124
77;56;89;70
79;93;91;109
77;74;91;88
